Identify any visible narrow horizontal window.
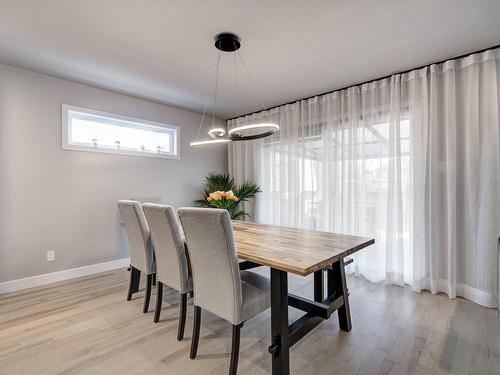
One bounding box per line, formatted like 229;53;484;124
62;104;179;159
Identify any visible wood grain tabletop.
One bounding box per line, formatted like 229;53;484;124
232;221;375;276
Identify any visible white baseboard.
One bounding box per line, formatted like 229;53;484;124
0;257;130;294
412;277;498;309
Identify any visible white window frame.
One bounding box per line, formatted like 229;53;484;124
62;104;180;159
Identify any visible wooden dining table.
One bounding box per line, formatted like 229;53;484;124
232;221;375;375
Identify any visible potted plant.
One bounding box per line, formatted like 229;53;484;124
195;172;261;220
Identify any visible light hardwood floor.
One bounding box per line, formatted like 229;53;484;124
1;268;499;375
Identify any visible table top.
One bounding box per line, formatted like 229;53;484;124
232;221;375;276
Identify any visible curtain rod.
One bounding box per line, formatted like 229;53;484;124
229;43;500;121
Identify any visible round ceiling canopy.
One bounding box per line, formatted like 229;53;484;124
214;32;241;52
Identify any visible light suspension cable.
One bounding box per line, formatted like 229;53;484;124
237;50;273;123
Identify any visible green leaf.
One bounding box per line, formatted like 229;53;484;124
234;181;261;201
205;172;235;192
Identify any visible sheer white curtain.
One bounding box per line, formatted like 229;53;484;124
228;48;500;307
410;50;500;306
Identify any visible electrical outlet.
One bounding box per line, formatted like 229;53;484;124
47;250;56;262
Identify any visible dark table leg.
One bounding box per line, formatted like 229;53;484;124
314;270;324;302
269;268;290;375
327;259;352;331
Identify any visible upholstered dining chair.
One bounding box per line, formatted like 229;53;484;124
178;207;271;375
142;203;193;340
118;200;156;313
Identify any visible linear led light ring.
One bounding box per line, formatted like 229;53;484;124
190;139;231;147
208;127;226;138
228;122;279;141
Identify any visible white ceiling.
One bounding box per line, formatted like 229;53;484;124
1;0;499;119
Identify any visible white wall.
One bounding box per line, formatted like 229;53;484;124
0;64;227;283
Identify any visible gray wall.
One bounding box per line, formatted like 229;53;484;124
0;64;227;282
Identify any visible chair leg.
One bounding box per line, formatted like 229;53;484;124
154;282;163;323
229;324;242;375
177;293;187;341
152;273;157;286
189;290;194;298
190;306;201;359
127;266;140;301
143;274;153;313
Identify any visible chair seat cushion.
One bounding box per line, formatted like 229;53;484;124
240;270;271;323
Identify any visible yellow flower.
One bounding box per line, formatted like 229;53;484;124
225;190;239;202
208;190;239;203
209;190;228;201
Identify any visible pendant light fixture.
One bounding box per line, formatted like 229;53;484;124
190;32;279;146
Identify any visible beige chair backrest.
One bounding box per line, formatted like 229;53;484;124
178;208;243;324
118;200;154;274
143;204;191;293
